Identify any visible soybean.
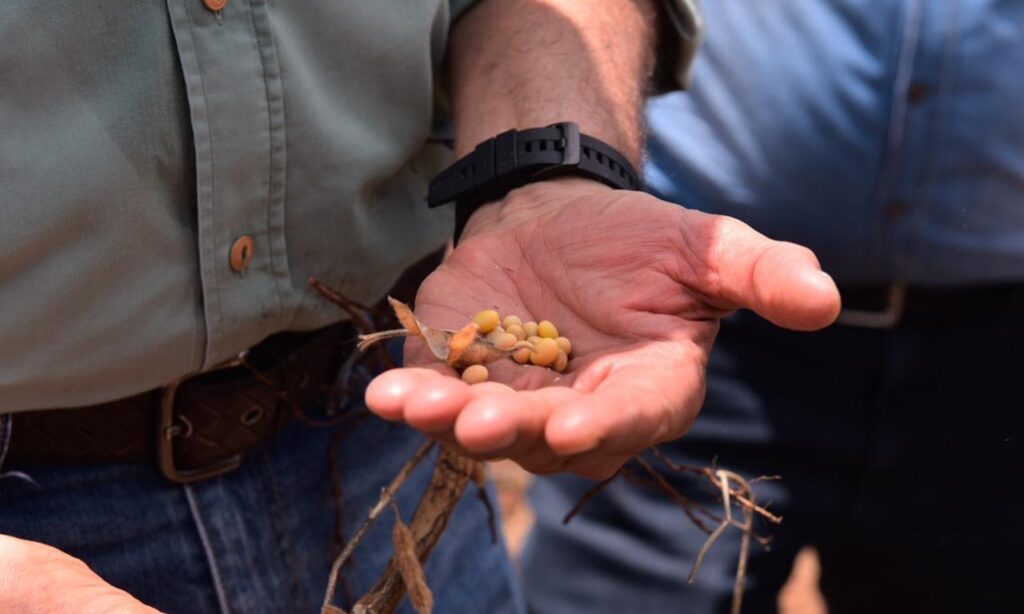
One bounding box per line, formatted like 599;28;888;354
506;324;526;341
537;320;558;339
502;315;523;330
472;310;501;334
461;364;489;384
512;347;532;364
493;332;518;351
462;309;572;373
553;349;569;372
530;338;559;367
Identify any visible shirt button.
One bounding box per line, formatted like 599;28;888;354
907;82;931;105
229;235;255;272
203;0;228;11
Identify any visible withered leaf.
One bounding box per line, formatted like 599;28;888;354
445;322;478;367
387;296;421;336
392;510;433;614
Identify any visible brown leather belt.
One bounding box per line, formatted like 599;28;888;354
5;321;353;483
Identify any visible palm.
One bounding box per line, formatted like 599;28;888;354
369;181;840;477
410;193;721;391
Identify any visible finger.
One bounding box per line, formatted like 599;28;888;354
403;375;474;434
453;385;580;455
545;341;705;456
701;213;841;330
403;379;515;435
561;452;633;480
364;368;445;421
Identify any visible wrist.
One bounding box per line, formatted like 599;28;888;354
460;176;611;240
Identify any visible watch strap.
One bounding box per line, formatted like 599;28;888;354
427;122;640;240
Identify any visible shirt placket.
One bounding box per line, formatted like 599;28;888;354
875;0;956;281
166;0;291;368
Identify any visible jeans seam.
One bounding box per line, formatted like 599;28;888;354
184;484;232;614
256;446;312;613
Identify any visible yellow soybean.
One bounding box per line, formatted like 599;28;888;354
493;332;518;351
486;327;506;341
530;338;559;367
472;310;501;334
527;335;543;346
502;315;522;330
512;347;532;364
555;336;572;355
461;364;489;384
553;349;569;372
537;320;558;339
523;321;539;338
506;324;526;340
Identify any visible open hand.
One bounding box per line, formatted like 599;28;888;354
366;179;839;478
0;534;161;614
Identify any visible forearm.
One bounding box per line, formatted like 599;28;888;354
448;0;659;166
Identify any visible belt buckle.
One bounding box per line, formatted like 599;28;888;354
157;352;248;484
836;284;906;329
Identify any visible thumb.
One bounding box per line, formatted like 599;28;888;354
701;213;841;330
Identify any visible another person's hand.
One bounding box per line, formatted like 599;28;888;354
366;178;840;478
0;534;161;614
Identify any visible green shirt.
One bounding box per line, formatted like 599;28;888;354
0;0;698;412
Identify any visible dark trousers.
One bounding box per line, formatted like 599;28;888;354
522;305;1024;613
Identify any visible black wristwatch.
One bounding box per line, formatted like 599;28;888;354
427;122;641;241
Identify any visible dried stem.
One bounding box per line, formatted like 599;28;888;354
648;447;782;525
309;277;375;331
718;470;755;614
552;449;779;614
633;456;716;534
350;447;477;614
562;469;621;525
321;440;435;613
681;468;757;614
309;277;396;369
688;470;737;583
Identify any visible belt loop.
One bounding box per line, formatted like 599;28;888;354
0;414;12;472
836;284;907;329
0;414;36;487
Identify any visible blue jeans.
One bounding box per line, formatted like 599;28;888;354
522;307;1024;614
0;381;524;613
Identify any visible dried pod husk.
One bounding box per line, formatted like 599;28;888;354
391;507;433;614
357;297;535;369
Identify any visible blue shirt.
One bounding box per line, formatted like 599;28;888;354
646;0;1024;285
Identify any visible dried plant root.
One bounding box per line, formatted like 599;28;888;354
562;448;781;614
